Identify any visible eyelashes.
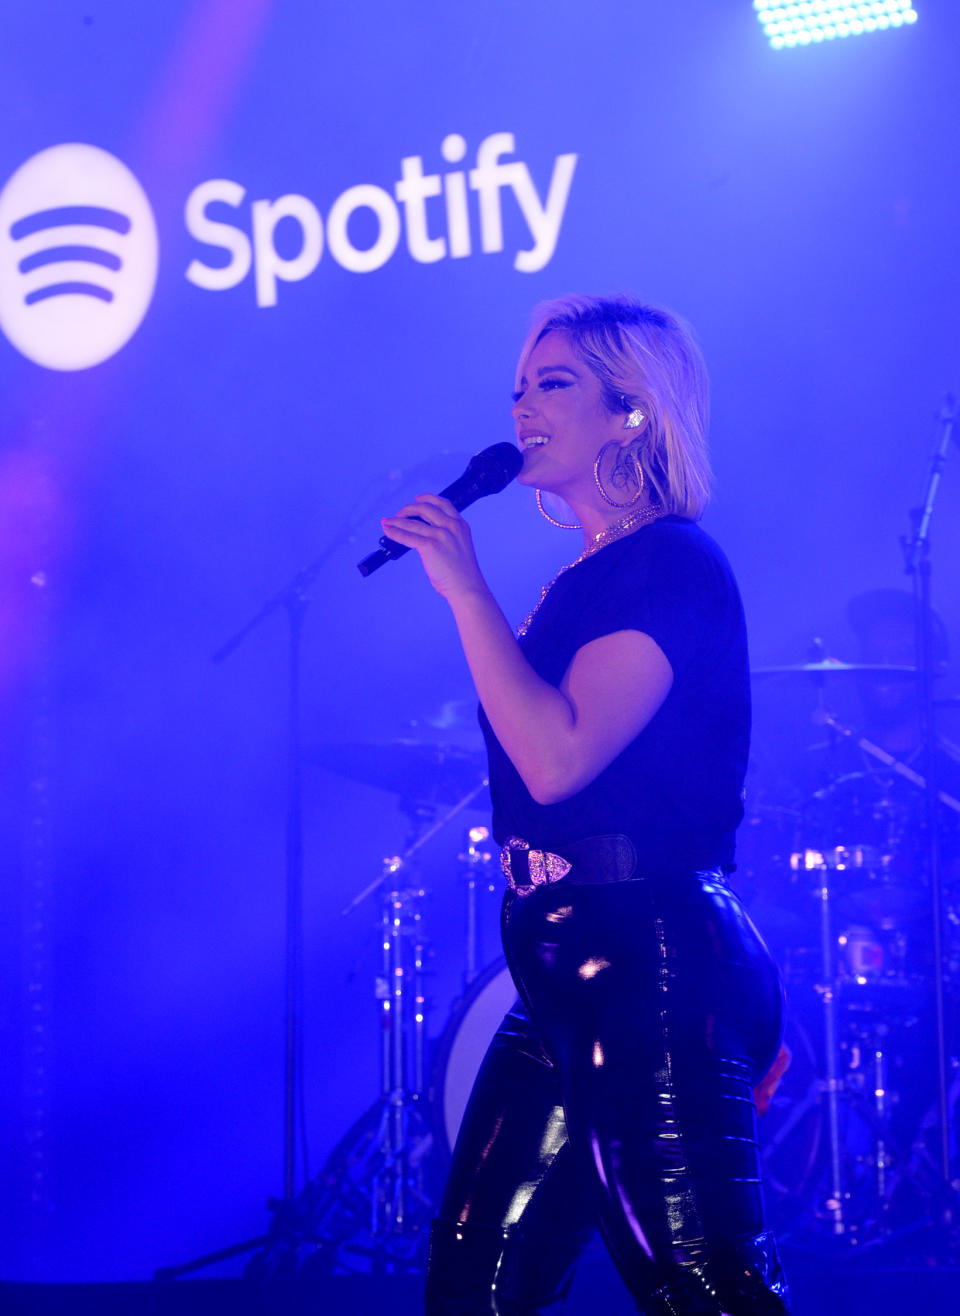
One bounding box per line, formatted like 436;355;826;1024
511;377;572;403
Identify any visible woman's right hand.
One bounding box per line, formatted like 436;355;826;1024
380;493;488;602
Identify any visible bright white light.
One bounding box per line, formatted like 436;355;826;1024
754;0;918;45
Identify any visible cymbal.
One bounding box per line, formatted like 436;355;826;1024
307;739;489;807
752;660;918;679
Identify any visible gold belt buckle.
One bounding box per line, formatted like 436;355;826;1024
500;836;572;897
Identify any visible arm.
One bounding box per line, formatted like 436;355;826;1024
380;495;673;805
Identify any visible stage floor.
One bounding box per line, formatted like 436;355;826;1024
4;1247;960;1315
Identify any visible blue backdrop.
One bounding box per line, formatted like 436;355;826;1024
2;0;959;1282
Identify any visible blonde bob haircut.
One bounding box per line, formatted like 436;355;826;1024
518;294;712;520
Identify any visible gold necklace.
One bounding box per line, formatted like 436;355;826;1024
517;504;666;637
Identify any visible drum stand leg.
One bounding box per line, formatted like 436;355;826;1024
873;1041;889;1207
374;870;431;1241
800;866;928;1245
244;859;439;1276
817;864;848;1236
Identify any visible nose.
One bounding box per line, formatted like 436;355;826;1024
512;389;533;421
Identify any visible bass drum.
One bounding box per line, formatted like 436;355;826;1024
432;958;520;1159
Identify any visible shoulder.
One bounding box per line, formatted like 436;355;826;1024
607;516;738;588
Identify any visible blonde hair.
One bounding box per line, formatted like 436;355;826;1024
518;294;712;519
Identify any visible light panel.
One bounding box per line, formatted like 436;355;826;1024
753;1;918;49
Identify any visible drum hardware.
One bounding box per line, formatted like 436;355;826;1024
306;738;490;811
458;825;499;988
812;708;960;819
286;820;503;1276
748;667;960;1252
243;782;493;1275
760;825;946;1245
885;1056;960;1210
276;857;438;1273
240;853;442;1278
752;660;920;680
813;852;847;1235
758;1016;825;1216
812;689;960;1223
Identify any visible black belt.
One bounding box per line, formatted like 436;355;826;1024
500;833;638;897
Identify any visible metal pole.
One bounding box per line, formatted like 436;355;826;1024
817;862;846;1234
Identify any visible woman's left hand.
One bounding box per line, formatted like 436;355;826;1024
380;494;487;601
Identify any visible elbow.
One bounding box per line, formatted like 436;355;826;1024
524;766;586;807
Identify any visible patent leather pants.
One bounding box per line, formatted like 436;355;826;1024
425;870;791;1314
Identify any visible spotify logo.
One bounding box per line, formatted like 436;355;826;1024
0;143;158;370
1;135;576;371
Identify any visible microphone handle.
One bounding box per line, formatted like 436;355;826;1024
357;535;409;577
356;467;480;577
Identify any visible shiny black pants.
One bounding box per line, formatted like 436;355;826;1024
425;872;790;1314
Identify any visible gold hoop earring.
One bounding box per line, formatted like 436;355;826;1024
594;441;644;509
535;488;581;529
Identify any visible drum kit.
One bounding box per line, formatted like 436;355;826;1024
744;659;960;1255
244;656;960;1277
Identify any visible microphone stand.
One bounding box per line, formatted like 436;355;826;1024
156;474;404;1282
899;394;958;1229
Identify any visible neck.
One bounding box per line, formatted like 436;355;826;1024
573;496;660;546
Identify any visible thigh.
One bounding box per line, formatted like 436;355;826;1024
502;877;789;1310
654;874;786;1242
437;999;596;1248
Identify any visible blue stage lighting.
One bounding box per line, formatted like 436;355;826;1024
753;1;918;49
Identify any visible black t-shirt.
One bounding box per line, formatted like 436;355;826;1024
479;516;751;870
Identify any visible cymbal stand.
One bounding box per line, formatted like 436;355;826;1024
795;714;960;1242
240;850;437;1278
249;783;491;1275
813;854;847;1235
376;856;431;1242
459;824;497;988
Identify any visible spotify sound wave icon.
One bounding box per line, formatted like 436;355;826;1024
0;144;158;370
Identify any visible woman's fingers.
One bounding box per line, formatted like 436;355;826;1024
388;494;459;525
380;515;442;541
412;493;458;515
379;493;479;599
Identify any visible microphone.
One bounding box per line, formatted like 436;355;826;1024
357;442;523;577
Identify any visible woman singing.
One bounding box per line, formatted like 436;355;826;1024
381;296;789;1315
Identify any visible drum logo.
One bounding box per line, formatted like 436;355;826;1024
0;143;159;371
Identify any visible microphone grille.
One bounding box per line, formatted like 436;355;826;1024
471;441;522;492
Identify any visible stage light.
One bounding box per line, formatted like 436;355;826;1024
754;0;918;48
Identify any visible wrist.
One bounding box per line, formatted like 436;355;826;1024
445;579;495;615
